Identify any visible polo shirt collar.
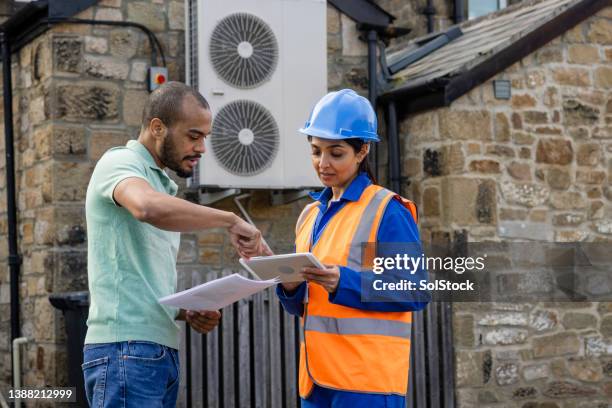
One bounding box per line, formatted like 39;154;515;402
126;140;178;195
126;140;163;170
308;172;372;205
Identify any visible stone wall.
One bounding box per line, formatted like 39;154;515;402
0;0;186;392
399;7;612;407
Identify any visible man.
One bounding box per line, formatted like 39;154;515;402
82;82;267;407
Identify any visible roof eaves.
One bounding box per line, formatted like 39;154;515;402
379;0;609;115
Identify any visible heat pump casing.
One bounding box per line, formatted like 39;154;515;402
189;0;326;189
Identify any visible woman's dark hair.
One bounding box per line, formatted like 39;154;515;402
308;136;377;184
345;138;377;184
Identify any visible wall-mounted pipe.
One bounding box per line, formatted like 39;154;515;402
1;30;22;388
366;29;379;179
424;0;436;33
12;337;29;407
386;101;401;194
455;0;465;23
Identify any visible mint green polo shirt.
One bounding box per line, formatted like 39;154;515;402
85;140;181;349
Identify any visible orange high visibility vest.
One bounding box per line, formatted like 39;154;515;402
295;184;418;398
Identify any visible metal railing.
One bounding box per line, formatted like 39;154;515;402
177;270;455;408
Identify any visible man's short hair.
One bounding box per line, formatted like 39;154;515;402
141;81;210;129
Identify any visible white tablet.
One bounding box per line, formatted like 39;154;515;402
239;252;325;283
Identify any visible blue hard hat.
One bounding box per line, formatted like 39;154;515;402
299;89;380;142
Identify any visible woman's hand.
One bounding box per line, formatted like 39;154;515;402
301;265;340;293
185;310;221;334
281;281;302;292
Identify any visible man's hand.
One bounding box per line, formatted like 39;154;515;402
185;310;221;334
301;265;341;293
228;218;273;259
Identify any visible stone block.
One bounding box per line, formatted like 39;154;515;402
53;126;87;156
496;363;518;386
507;162;531;181
453;314;474;347
199;246;222;266
576;170;606;185
536;138;573;165
486;145;516;160
478;312;528;326
500;181;549;207
439;110;492;140
483;328;527;345
562;312;596;330
341;14;366;57
55;83;120;121
511;94;537;109
511;112;523;129
512;132;534;145
130;61;148;82
543;381;597;398
523;363;549;381
84;56;129;80
585;335;612;357
524;110;548;124
568;44;600;64
476;181;496;224
494;112;510;141
602;314;612;337
422;187;440;217
55;206;86;245
53;162;91;202
53;37;82;73
553;213;584;226
177;235;198;264
95;7;123;21
123;90;148;126
595;67;612;88
499;208;528;220
552;67;591;87
593;126;612;139
327;4;340;34
456;350;491;387
110;29;139;58
90;130;131;162
563;99;600;126
546;168;571;190
498;221;553;241
533;332;580;358
567;358;603;382
469;160;500;174
53;250;88;292
550;191;587;210
168;2;184;30
587;18;612;44
576;143;602;166
440;143;465;175
530;310;558;332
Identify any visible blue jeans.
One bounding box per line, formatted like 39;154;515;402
82;341;180;408
301;384;406;408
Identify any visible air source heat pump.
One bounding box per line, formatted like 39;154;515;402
186;0;327;189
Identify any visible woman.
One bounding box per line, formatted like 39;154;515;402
277;89;430;407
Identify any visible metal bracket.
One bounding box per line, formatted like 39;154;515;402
269;189;313;206
198;188;241;205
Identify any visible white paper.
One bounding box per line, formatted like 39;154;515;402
158;273;278;311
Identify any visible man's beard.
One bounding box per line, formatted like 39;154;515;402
159;132;199;178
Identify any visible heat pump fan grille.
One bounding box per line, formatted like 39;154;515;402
210;13;278;89
211;100;279;176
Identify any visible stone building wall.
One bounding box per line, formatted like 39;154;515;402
399;7;612;407
0;0;186;391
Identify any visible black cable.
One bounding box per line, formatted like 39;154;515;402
43;17;166;67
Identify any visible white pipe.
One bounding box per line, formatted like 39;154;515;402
0;389;9;408
12;337;29;407
234;194;273;255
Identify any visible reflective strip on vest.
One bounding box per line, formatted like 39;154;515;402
306;315;412;338
346;188;391;271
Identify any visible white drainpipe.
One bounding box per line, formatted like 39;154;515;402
12;337;29;407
